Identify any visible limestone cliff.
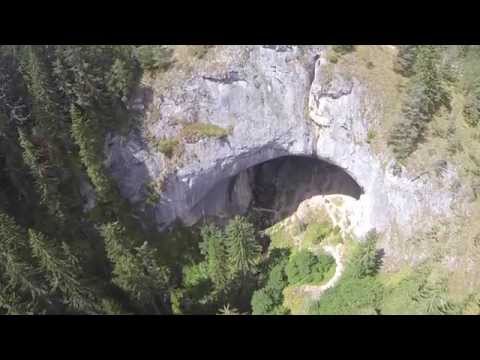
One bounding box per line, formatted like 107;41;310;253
105;45;473;278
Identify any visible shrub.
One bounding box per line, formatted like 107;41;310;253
464;91;480;127
190;45;213;59
393;45;418;77
327;52;339;64
136;46;174;72
366;129;376;144
251;249;290;315
332;45;355;55
181;122;232;143
155;139;179;158
309;275;384;315
145;182;161;206
251;288;276;314
303;223;331;246
285;250;335;285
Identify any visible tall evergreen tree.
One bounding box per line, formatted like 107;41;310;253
199;224;228;290
225;216;261;278
70;105;115;204
389;46;448;161
101;222;170;313
0;211;47;313
17;128;63;220
28;229;101;313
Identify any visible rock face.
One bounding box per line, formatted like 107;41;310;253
105;45;463;269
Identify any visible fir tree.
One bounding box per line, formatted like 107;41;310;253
0;211;47;313
101;222;170;313
200;223;229;290
28;229;101;313
70;105;115;203
225;216;261;278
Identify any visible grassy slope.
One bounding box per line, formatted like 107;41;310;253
331;46;480;308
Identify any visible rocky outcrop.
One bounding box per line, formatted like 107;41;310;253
105;45;466;270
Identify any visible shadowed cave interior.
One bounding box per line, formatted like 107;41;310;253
193;155;364;230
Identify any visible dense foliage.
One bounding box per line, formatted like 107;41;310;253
309;231;383;315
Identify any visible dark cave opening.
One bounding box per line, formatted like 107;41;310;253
195;155;363;231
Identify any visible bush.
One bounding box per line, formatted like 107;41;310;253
251;249;290;315
309;276;384;315
303;223;331;246
155;139;179;158
464;91;480;127
332;45;355;55
136;46;174;72
285;250;335;285
181;122;232;143
251;288;276;314
366;129;376;144
393;45;418;77
190;45;213;59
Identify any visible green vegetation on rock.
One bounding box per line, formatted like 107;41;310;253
181;122;232;143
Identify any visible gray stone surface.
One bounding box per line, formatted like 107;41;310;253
105;45;464;267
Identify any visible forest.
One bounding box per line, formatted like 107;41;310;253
1;45;480;314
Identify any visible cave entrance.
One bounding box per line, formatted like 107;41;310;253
245;155;363;229
196;155;363;232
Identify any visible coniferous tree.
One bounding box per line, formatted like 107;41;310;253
101;222;170;313
18;45;66;135
388;46;449;161
0;211;47;313
28;229;101;313
17;128;63;219
346;230;380;279
225;216;261;278
70;105;115;203
199;223;229;290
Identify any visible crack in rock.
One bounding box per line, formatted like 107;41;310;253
202;71;245;84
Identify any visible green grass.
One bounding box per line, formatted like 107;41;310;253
181;122;232;143
302;223;331;247
154;139;180;158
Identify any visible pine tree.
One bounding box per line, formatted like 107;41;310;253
388;46;449;161
70;105;115;203
413;46;447;113
101;222;170;313
18;45;66;135
199;224;229;290
0;211;47;313
346;230;380;279
225;216;261;278
17;128;63;219
28;229;100;313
